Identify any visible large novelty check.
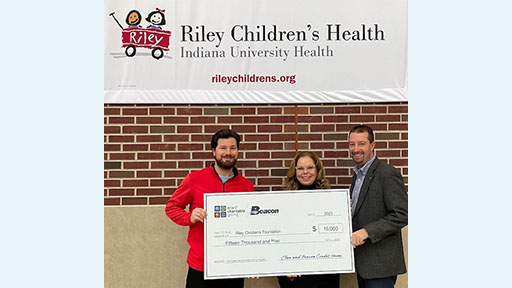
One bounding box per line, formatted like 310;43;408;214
203;189;354;279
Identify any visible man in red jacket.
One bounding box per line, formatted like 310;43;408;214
166;129;254;288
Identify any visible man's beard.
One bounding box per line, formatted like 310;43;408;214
215;156;238;170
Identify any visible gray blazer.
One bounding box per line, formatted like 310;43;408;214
350;157;408;279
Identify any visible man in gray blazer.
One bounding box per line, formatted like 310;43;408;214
348;124;408;288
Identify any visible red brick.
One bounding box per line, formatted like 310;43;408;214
285;125;308;133
231;125;256;133
374;142;388;149
246;152;270;158
337;159;355;167
321;159;335;166
388;106;408;113
105;179;120;187
236;160;257;168
259;143;283;150
123;161;149;169
191;117;216;124
270;116;296;123
244;134;269;141
109;189;135;196
298;134;322;141
271;134;296;141
231;108;256;115
338;177;353;185
137;188;162;196
164;135;190;142
136;171;162;178
149;197;169;205
104;108;121;115
164;116;189;124
164;188;176;195
377;150;401;157
258;125;282;133
284;106;308;114
178;126;202;133
136;117;162;124
239;143;257;150
178;161;204;169
298;116;322;122
137;153;163;160
310;107;334;114
192;152;214;159
271;152;296;158
244;170;270;177
259;160;282;167
335;124;354;132
350;115;375;123
123;179;148;187
216;116;241;123
244;116;270;123
109;117;134;124
376;115;401;122
104;126;121;134
178;144;203;151
164;171;189;177
323;116;349;122
150;144;176;151
284;142;309;151
137;135;162;142
389;124;408;131
311;124;335;132
323;134;346;141
311;142;335;149
204;125;229;133
110;153;136;160
123;144;149;151
109;135;135;143
109;171;135;178
122;198;147;205
150;108;175;115
123;108;148;115
325;168;349;176
403;168;408;175
151;161;177;169
258;178;283;185
177;108;202;115
402;150;408;157
389;159;408;166
190;135;210;142
401;132;408;140
165;152;191;160
362;106;387;113
104;144;121;151
122;126;148;134
402;115;408;122
204;108;229;115
335;106;361;114
104;198;120;205
150;179;176;187
257;107;282;114
375;133;400;140
324;151;348;158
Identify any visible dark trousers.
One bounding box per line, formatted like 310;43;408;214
186;267;244;288
277;274;340;288
356;274;397;288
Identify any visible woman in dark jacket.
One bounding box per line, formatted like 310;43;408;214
277;151;340;288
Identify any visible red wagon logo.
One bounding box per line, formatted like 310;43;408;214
122;27;171;59
109;8;171;60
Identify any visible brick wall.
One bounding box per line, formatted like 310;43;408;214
104;103;408;206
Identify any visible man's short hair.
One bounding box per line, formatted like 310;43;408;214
348;124;375;143
210;129;241;149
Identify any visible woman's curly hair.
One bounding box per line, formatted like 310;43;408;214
284;151;331;190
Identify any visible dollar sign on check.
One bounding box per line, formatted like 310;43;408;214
312;225;317;232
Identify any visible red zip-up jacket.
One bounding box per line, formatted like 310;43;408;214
165;165;254;271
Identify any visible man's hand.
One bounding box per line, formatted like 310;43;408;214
190;208;207;224
350;228;368;248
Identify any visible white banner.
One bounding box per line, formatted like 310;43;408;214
104;0;407;103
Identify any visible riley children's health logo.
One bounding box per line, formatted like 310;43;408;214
108;7;171;60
